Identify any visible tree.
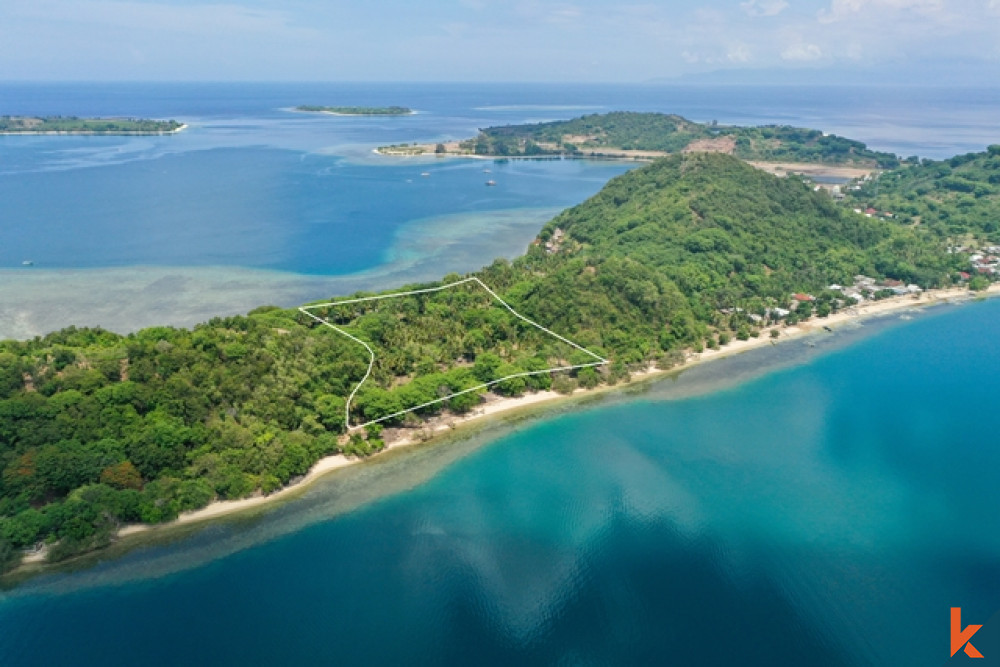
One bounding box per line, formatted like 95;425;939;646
969;275;991;291
472;352;502;383
577;367;600;389
100;461;143;490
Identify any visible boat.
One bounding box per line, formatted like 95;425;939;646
483;168;491;173
485;180;497;186
420;172;430;177
21;260;33;266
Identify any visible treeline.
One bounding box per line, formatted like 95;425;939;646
731;125;900;168
0;116;182;134
845;145;1000;241
0;152;974;573
463;112;900;167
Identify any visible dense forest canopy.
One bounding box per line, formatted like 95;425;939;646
460;112;900;167
844;145;1000;242
0;116;183;134
3;147;993;574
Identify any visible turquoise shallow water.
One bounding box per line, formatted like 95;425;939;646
3;82;1000;338
2;300;998;665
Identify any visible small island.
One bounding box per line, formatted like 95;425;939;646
295;105;413;116
377;111;900;170
0;116;185;135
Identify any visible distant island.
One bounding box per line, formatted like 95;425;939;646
377;111;900;169
295;105;413;116
0;116;185;135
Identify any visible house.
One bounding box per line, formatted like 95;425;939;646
880;279;904;288
959;272;971;280
792;293;815;302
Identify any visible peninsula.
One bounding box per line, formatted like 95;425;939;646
295;105;413;116
377;111;899;169
2;136;997;576
0;116;185;135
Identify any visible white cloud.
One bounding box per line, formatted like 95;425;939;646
727;43;752;62
515;1;583;26
740;0;789;17
782;43;823;61
819;0;945;23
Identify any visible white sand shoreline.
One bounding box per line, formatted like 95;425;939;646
107;283;998;543
14;284;995;570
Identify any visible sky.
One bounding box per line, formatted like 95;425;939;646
1;0;999;82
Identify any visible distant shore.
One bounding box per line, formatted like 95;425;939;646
375;141;661;161
95;283;998;547
293;106;415;117
0;123;188;136
374;144;876;181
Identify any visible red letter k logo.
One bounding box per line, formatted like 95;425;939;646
952;607;984;659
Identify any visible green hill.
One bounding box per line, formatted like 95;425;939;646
0;153;963;572
459;112;900;167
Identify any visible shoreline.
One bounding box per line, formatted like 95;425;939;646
374;145;657;162
292;108;415;117
17;283;998;569
373;146;877;177
0;123;188;136
109;283;997;535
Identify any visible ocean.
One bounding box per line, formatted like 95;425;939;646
1;83;999;338
1;83;999;665
1;299;998;665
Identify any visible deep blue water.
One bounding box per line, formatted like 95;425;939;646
2;300;998;665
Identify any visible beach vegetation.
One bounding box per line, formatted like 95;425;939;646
0;150;983;572
0;116;182;134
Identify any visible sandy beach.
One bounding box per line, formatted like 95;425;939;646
107;282;998;543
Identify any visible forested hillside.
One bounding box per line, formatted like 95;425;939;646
0;152;967;572
845;145;1000;241
460;112;900;167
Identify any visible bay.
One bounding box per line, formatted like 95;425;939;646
2;83;999;338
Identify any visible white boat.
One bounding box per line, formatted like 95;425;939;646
21;260;33;266
485;180;496;186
